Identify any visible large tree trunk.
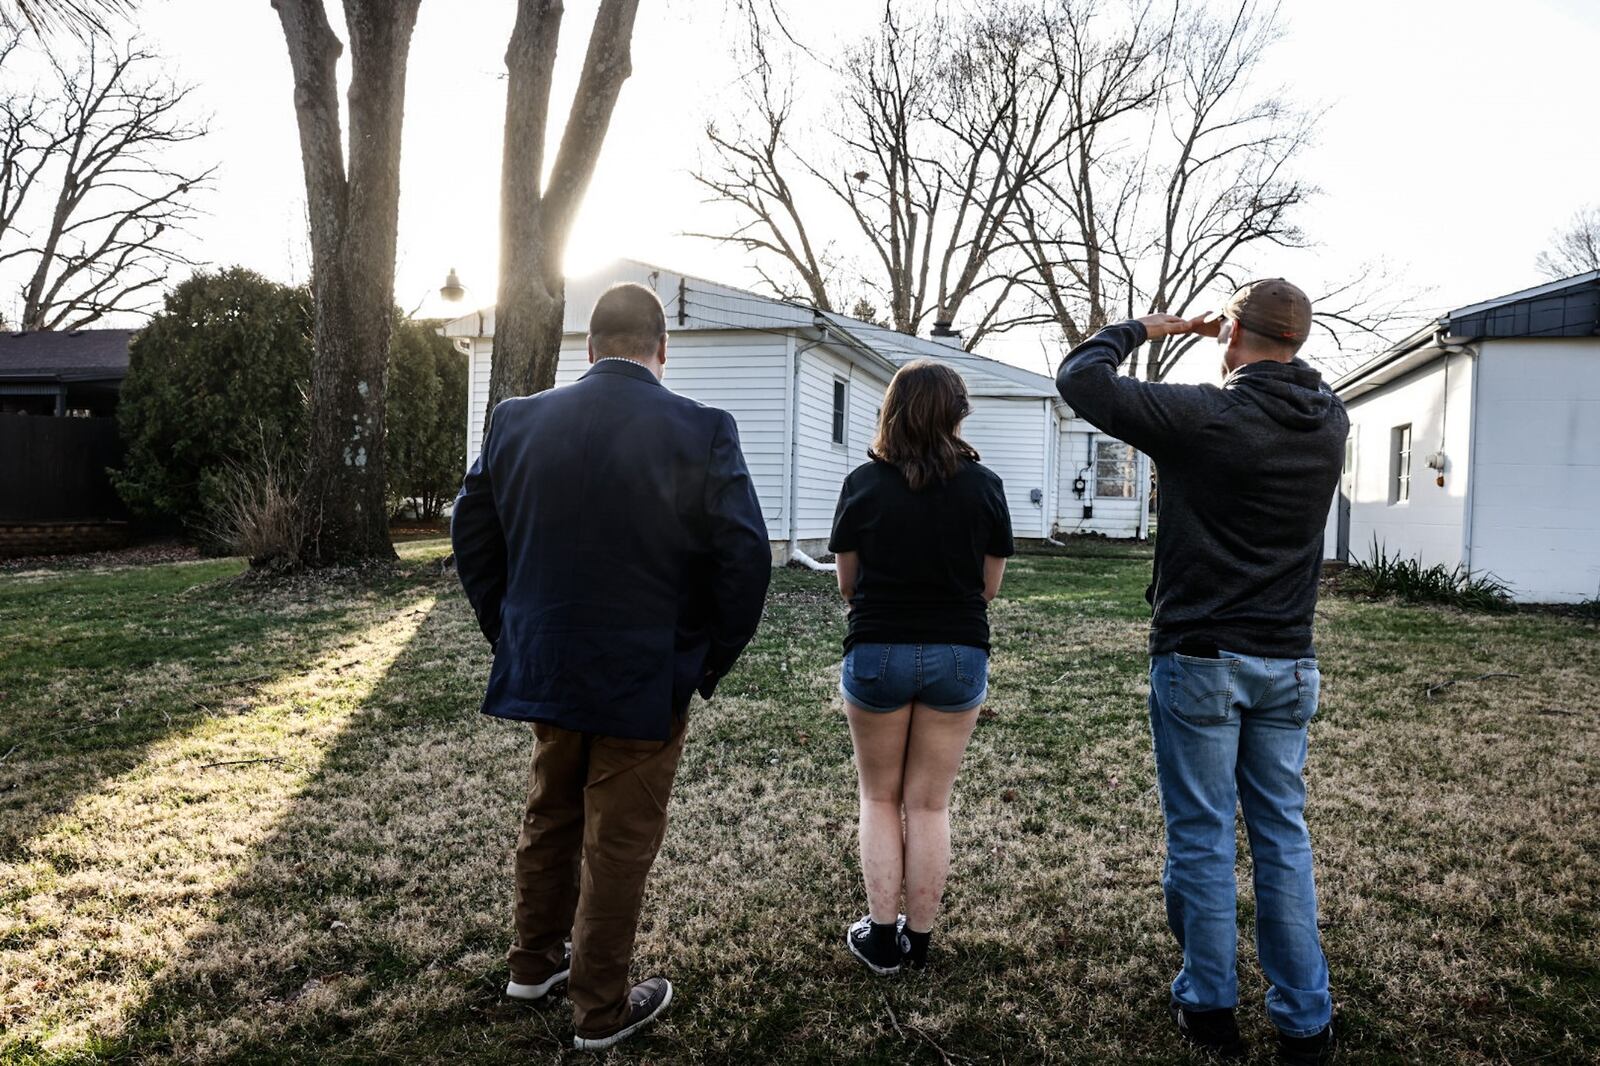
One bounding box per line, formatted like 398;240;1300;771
487;0;639;425
275;0;419;565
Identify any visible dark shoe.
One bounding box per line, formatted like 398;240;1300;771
1170;999;1247;1059
846;915;902;975
572;977;673;1051
505;943;571;1001
1278;1022;1336;1065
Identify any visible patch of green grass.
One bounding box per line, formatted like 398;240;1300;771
1;537;1597;1064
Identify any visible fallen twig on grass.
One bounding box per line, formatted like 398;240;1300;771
883;992;968;1064
882;992;906;1039
1425;672;1520;699
199;757;287;770
0;744;16;764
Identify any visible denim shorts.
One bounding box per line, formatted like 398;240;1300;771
840;642;989;713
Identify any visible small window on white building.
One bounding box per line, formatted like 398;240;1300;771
1390;424;1411;503
1095;440;1137;498
831;378;848;446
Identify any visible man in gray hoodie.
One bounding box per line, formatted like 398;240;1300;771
1057;280;1345;1065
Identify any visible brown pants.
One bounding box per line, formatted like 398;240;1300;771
510;713;688;1034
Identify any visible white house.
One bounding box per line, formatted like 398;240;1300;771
1324;270;1600;603
446;259;1150;563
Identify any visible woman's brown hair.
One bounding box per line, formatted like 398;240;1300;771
869;359;980;491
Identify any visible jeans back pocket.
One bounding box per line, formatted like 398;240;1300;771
1292;658;1321;726
848;643;890;682
1168;653;1240;725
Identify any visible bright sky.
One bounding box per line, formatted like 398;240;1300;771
112;0;1600;378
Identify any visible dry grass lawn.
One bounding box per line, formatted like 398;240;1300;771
1;538;1596;1064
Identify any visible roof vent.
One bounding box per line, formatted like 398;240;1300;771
68;330;85;337
930;320;960;339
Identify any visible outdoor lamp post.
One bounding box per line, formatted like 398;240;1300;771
440;268;466;303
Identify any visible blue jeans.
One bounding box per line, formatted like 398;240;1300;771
840;642;989;713
1148;650;1332;1037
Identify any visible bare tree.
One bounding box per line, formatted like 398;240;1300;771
1009;2;1320;379
695;0;1148;350
0;0;132;37
485;0;641;418
692;5;838;311
1535;204;1600;280
0;37;212;330
704;0;1410;375
274;0;421;566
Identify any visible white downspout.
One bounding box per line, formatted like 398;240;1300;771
1045;401;1067;545
790;547;836;571
1424;328;1477;569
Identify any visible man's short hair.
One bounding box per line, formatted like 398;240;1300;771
589;282;667;359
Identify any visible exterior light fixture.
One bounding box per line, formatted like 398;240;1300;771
440;268;466;302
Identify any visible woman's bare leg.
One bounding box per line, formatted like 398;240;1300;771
845;701;912;924
901;702;980;933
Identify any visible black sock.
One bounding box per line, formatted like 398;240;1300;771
903;928;931;967
867;919;900;957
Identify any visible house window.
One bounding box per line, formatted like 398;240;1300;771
1094;440;1137;498
1390;424;1411;503
831;378;847;446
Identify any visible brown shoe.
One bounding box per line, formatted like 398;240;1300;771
572;977;673;1051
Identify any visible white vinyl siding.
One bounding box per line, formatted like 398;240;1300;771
792;345;886;540
1465;338;1600;602
960;396;1049;539
1331;354;1472;571
1054;420;1146;538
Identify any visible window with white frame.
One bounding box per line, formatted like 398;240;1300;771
1390;423;1411;503
1094;440;1137;498
831;378;848;446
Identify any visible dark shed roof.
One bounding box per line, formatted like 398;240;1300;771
1446;270;1600;339
0;329;134;383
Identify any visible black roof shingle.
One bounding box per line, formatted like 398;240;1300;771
0;329;134;383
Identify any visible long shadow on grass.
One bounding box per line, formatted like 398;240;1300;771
64;588;561;1065
0;561;444;863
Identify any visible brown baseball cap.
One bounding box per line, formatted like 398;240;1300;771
1223;278;1312;345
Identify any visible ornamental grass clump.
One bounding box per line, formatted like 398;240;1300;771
1337;538;1512;612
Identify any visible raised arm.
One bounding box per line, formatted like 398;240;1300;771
699;410;772;695
1056;316;1221;458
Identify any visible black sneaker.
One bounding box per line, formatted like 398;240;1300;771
846;915;902;974
1170;999;1247;1059
572;976;672;1051
1277;1022;1336;1065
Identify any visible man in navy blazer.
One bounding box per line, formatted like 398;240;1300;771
452;282;770;1051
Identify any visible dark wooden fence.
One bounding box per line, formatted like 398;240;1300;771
0;416;128;523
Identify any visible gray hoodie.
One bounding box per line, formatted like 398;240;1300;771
1057;320;1348;659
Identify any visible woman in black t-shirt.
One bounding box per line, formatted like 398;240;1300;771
828;359;1014;975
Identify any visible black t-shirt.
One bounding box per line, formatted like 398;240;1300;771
828;458;1015;652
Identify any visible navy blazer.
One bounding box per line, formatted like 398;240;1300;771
451;359;772;740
